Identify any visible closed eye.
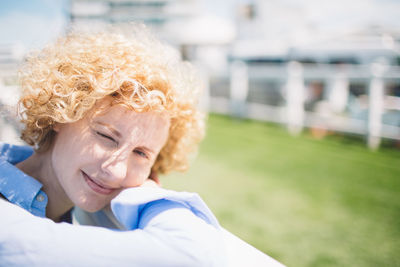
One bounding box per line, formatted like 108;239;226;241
134;149;148;158
96;131;117;143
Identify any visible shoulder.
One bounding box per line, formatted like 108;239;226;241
0;143;46;217
0;143;33;164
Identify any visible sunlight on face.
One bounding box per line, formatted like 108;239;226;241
51;99;170;212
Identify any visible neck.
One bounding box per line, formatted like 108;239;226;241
16;149;74;222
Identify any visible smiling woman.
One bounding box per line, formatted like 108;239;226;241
13;28;203;222
0;27;228;267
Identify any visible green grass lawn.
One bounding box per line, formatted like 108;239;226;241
163;114;400;267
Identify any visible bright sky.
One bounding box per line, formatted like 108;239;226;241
0;0;68;49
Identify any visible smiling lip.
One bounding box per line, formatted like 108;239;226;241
81;171;115;195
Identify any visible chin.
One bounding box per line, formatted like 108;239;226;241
76;201;108;213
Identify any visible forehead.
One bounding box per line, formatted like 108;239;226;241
93;102;169;124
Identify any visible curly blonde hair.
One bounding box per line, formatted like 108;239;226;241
18;27;205;174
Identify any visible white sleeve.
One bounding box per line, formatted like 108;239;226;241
0;198;226;267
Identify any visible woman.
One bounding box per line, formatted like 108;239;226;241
0;28;226;266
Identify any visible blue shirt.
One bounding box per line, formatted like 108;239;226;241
0;143;48;217
0;143;227;266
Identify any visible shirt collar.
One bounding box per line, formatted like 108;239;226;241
0;143;48;217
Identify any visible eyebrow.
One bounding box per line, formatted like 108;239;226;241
93;121;122;138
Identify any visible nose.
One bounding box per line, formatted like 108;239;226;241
101;150;129;185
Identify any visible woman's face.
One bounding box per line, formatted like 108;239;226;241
51;100;170;212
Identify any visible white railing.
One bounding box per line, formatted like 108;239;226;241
206;61;400;149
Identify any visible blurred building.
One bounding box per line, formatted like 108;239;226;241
232;0;400;65
70;0;198;38
69;0;234;46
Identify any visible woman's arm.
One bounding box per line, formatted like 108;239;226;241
0;197;226;267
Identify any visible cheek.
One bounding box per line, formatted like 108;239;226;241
51;131;91;175
125;165;152;188
51;135;72;172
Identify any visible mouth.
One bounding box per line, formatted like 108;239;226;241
81;171;116;195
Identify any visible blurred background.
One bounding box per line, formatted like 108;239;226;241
0;0;399;266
